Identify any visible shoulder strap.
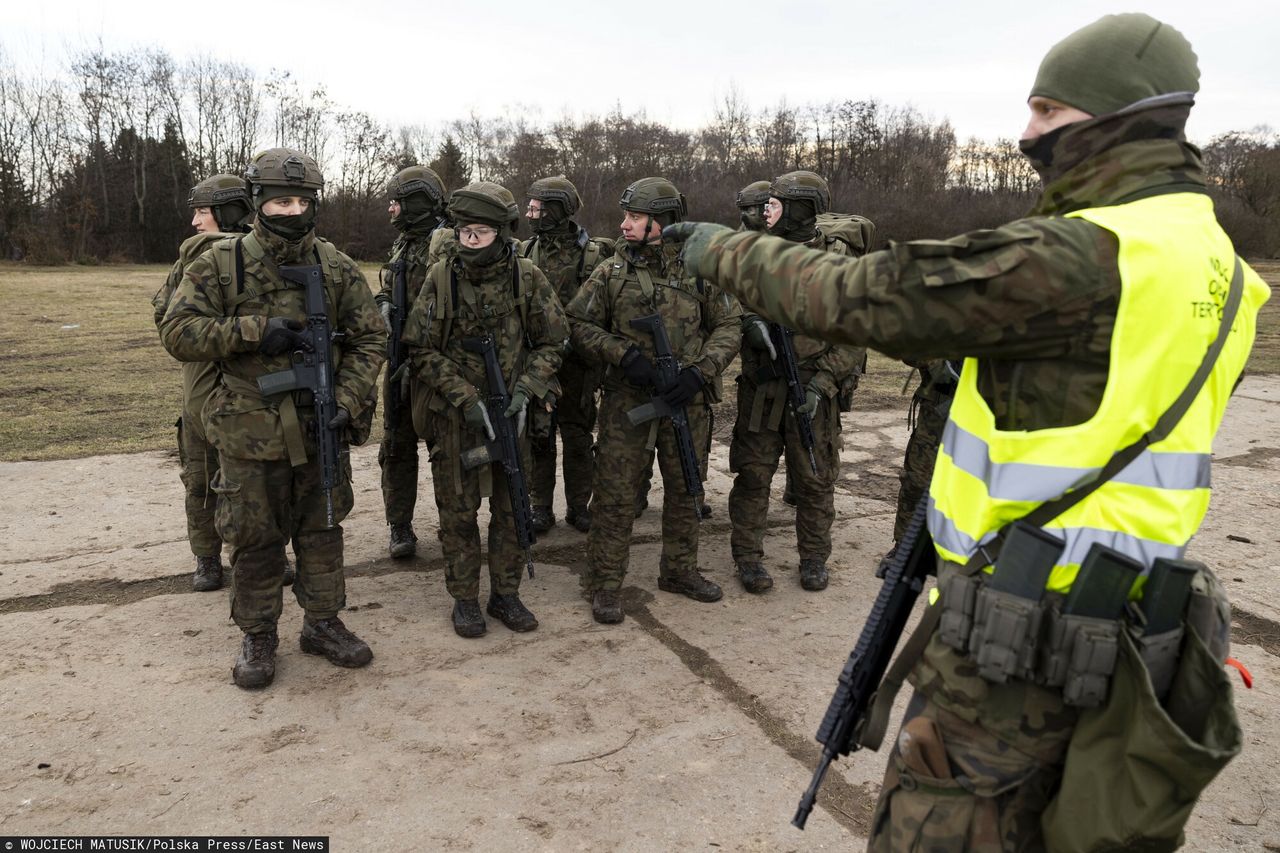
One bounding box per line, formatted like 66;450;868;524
860;257;1246;750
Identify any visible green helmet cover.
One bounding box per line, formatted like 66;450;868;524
448;181;520;231
619;177;686;226
245;147;324;209
735;180;771;209
388;165;446;207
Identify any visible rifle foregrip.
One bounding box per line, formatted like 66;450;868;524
257;369;300;396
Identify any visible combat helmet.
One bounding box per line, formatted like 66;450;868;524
447;181;521;231
527;175;582;217
188;174;253;232
244;147;324;207
735;180;771;210
769;171;831;214
619;177;687;225
387;165;446;209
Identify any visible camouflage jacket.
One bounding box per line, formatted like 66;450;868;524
159;222;386;460
696;103;1212;432
402;242;569;413
567;241;743;399
740;228;865;401
518;223;614;310
374;220;447;311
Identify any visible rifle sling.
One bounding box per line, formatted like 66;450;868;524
859;256;1244;751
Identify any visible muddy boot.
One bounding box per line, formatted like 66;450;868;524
486;593;538;632
591;589;624;624
799;558;829;592
876;543;899;579
566;504;592;533
388;522;418;559
736;561;774;594
451;599;487;638
192;555;223;592
282;559;296;587
299;616;373;668
531;506;555;534
658;569;723;603
699;503;713;519
232;629;278;689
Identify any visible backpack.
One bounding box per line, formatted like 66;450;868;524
816;212;877;257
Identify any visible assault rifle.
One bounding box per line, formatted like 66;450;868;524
793;496;934;829
256;264;345;528
459;334;536;578
759;323;818;475
625;314;705;520
384;257;408;429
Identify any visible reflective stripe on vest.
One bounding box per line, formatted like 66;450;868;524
928;192;1270;593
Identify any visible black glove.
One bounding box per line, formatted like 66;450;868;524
259;318;311;356
620;346;658;388
660;366;705;408
327;407;350;430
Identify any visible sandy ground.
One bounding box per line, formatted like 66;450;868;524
1;378;1277;851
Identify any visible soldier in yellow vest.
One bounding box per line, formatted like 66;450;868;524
669;14;1269;850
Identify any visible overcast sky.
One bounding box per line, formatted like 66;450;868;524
6;0;1278;144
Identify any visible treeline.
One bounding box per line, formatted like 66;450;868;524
1;43;1277;264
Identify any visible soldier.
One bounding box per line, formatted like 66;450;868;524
729;171;869;594
567;177;742;625
670;14;1269;849
374;166;450;559
161;147;385;689
402;182;568;638
152;174;253;592
520;176;614;534
735;180;771;232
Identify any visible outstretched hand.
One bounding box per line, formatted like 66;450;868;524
662;222;732;275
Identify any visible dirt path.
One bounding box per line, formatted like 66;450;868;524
1;378;1277;850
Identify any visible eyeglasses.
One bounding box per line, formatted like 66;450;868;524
457;226;497;240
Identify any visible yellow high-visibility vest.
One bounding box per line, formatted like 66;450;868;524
928;192;1270;592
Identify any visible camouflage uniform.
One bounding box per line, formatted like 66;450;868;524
567;180;742;598
402;184;567;611
519;178;614;528
374;167;450;553
687;80;1255;847
892;361;957;542
160;159;385;641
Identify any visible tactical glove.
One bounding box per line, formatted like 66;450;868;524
464;400;496;441
259;318;311;356
379;302;394;332
327;407;351;430
796;387;822;416
662;222;733;277
504;387;530;437
660;366;705;409
620;346;658;388
743;319;778;361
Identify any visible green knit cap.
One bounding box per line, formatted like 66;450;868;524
1030;13;1199;116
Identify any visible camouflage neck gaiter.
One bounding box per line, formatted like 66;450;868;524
258;205;317;243
459;237;510;273
254;218;316;265
1024;101;1204;216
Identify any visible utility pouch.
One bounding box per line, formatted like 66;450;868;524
1137;625;1184;701
970;587;1044;683
937;570;980;653
1040;610;1121;707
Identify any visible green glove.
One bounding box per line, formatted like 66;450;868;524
797;387;822;416
464;400;495;441
504;389;530;436
743;318;778;361
662;222;733;277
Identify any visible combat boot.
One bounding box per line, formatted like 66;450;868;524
299;616;373;667
486;593;539;632
566;504;592;533
634;496;649;518
736;562;774;594
658;569;723;603
282;559;296;587
388;522;418;559
232;629;278;689
799;559;829;591
192;555;223;592
699;503;713;519
531;506;556;534
591;589;624;624
451;599;487;638
782;487;797;508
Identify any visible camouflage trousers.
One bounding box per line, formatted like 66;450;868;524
584;386;709;591
211;452;353;634
427;412;528;601
893;381;952;541
728;382;842;564
530;355;599;511
378;396;423;527
176;415;221;557
867;634;1075;852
